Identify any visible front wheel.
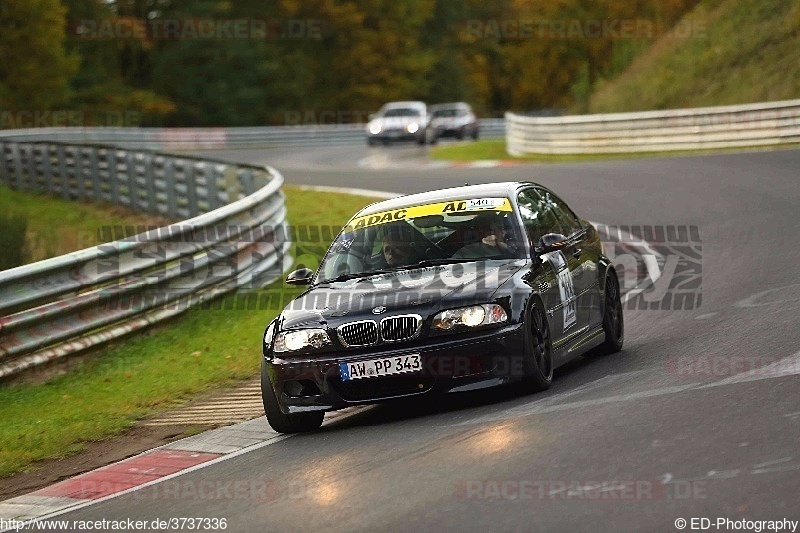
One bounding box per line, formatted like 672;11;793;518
261;365;324;433
597;270;624;355
520;299;553;392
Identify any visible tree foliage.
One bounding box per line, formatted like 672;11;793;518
1;0;703;126
0;0;79;110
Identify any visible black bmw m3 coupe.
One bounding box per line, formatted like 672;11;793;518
261;182;623;432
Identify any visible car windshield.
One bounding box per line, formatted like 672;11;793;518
316;197;527;283
432;109;459;117
382;108;420;117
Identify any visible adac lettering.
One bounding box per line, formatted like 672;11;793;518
352;209;407;229
442;201;468;212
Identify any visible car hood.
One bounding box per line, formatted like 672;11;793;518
281;260;525;330
370;116;423;129
431;116;467;127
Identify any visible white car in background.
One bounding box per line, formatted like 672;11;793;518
428;102;479;144
366;101;428;146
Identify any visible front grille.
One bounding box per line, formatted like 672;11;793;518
333;376;435;402
337;320;378;347
380;315;422;342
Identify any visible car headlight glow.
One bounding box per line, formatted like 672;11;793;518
369;122;381;135
406;122;419;134
274;329;331;352
432;304;508;330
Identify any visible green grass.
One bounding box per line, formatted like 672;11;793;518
0;186;375;478
587;0;800;112
0;184;173;269
427;139;800;163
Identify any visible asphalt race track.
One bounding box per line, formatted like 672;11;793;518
52;145;800;531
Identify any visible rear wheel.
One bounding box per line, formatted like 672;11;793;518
520;299;553;392
597;270;624;355
261;365;324;433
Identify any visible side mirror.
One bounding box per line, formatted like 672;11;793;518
286;267;314;285
535;233;569;254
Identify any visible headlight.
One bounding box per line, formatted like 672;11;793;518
406;122;419;134
274;329;331;352
432;304;508;330
369;122;381;135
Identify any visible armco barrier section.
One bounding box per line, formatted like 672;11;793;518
506;99;800;155
0;119;506;151
0;141;290;379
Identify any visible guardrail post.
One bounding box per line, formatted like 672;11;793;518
163;157;178;218
9;143;24;191
206;163;222;211
107;149;120;205
0;143;9;186
125;150;138;209
55;144;69;200
88;147;101;201
143;152;158;214
42;145;55;194
75;147;87;201
186;161;199;215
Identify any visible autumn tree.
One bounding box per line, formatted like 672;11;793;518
0;0;79;111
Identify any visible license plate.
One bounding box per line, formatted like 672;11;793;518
339;354;422;381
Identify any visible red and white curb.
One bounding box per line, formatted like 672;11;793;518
0;409;362;527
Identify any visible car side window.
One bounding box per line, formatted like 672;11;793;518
534;188;582;237
516;189;567;245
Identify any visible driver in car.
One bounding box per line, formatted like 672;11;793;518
453;214;514;259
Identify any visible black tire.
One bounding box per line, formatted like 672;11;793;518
597;269;624;355
471;128;479;140
261;364;324;433
520;298;553;392
455;129;465;140
367;138;377;146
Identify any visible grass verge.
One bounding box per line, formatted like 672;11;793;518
0;184;173;270
429;139;800;163
587;0;800;112
0;186;375;478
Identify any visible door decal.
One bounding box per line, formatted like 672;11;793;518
546;251;577;331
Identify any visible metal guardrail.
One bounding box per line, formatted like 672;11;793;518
0;141;290;379
506;99;800;155
0;119;507;151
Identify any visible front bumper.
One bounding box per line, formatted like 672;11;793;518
264;323;525;414
367;129;421;142
434;126;464;137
